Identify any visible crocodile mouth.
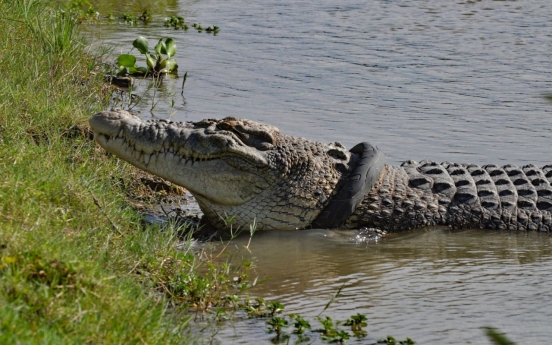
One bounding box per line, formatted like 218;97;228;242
95;130;221;167
91;114;271;206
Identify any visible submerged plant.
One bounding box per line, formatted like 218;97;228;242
116;36;178;77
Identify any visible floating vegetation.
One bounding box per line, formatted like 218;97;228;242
205;25;220;33
192;23;220;34
377;335;416;345
116;36;178;77
119;11;150;25
239;302;416;344
61;0;99;21
61;2;217;34
164;15;188;30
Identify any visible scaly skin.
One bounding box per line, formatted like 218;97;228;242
346;161;552;232
90;110;552;232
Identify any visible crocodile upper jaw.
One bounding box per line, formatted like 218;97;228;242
90;110;270;206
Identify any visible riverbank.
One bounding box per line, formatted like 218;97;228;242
0;1;206;343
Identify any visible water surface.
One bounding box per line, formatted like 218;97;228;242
216;228;552;344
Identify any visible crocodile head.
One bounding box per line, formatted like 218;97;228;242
90;110;354;230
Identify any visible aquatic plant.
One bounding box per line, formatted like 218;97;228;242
205;25;220;33
62;0;98;21
120;11;149;25
377;335;415;344
165;15;188;30
344;313;368;337
267;301;285;316
192;23;220;34
267;316;289;337
241;298;417;344
317;316;350;343
292;315;312;334
116;36;178;77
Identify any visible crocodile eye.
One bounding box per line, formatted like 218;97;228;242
216;122;233;131
216;119;277;150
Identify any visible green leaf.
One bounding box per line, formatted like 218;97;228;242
117;54;136;68
146;53;156;70
135;66;148;75
160;58;177;73
155;39;167;56
164;38;176;57
127;66;147;76
116;66;128;76
132;36;149;54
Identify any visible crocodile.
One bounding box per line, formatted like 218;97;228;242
90;110;552;232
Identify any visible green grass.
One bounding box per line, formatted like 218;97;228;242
0;1;216;343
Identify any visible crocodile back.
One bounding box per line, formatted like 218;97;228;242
346;162;552;232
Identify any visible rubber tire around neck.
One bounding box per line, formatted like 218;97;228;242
311;142;384;229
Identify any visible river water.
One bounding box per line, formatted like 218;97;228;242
86;0;552;343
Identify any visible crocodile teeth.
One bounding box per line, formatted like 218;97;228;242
143;154;151;165
133;149;141;160
117;129;124;138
